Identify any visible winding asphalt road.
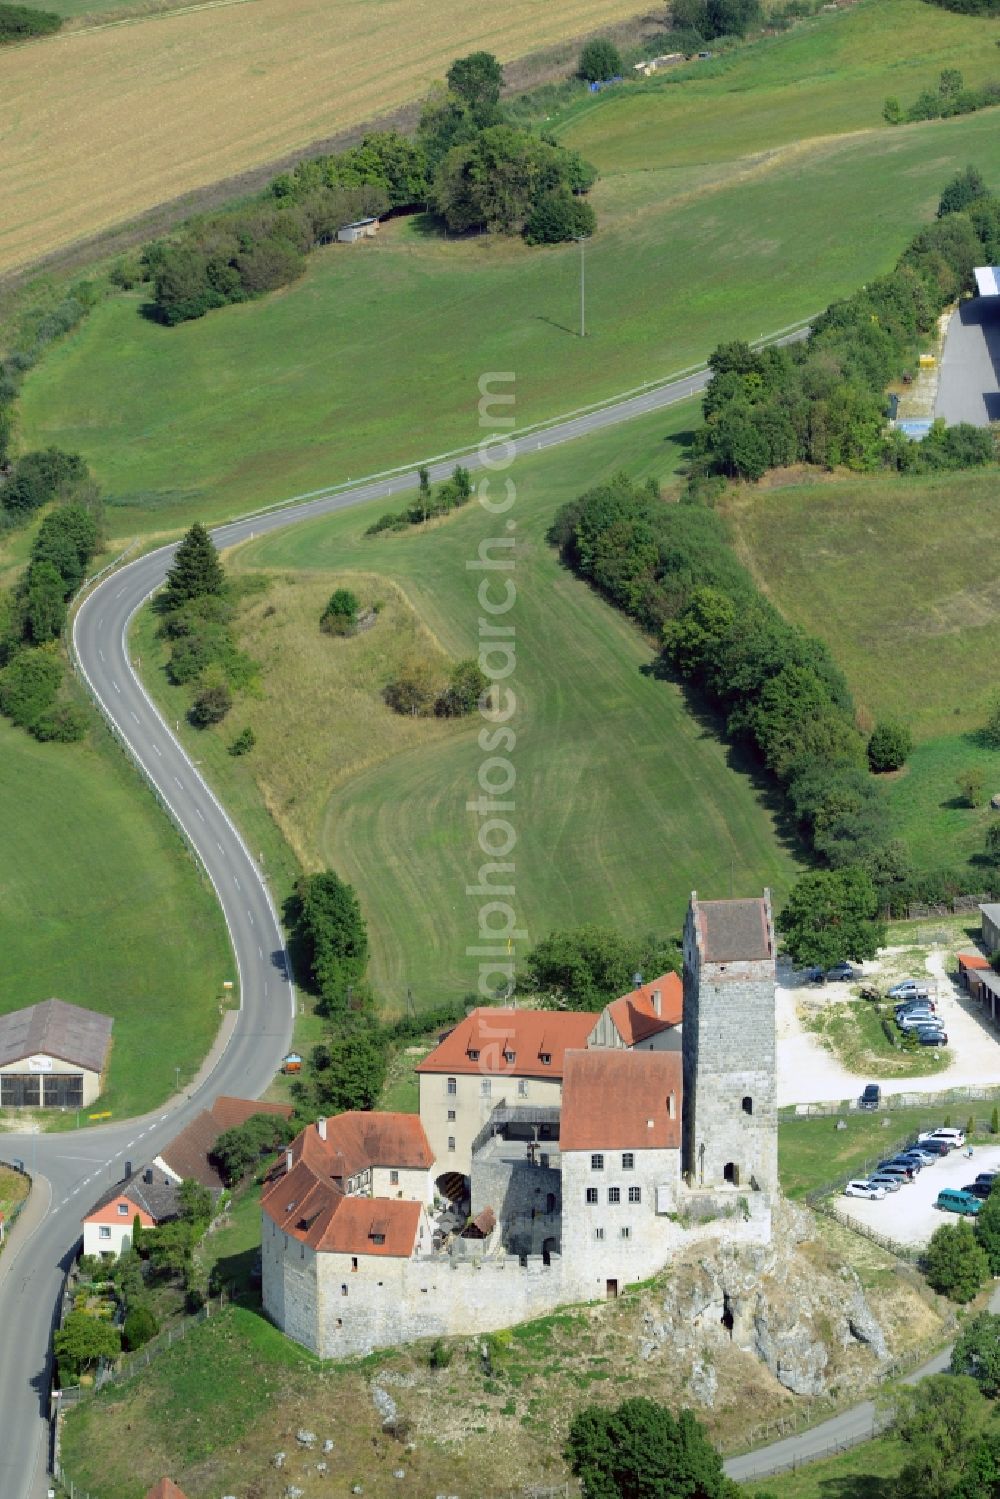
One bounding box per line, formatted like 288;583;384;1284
0;330;824;1499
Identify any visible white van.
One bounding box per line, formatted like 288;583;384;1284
918;1128;966;1149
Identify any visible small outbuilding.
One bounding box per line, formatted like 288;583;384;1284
337;217;380;244
0;998;112;1109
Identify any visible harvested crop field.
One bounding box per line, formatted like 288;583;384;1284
0;0;645;275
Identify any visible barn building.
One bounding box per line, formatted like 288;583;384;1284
0;999;112;1109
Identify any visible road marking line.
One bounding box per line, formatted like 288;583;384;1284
216;841;224;853
195;807;205;821
174;777;183;789
115;588;125;599
130;710;140;723
160;1113;168;1121
152;743;162;756
247;908;254;925
234;876;240;891
258;945;263;959
98;648;105;661
112;681;120;694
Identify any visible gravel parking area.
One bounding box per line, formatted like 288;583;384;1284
837;1143;1000;1247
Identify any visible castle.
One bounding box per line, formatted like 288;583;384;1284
261;892;777;1359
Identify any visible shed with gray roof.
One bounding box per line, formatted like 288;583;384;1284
0;999;112;1109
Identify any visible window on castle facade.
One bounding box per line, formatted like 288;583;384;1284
585;1188;598;1205
621;1152;634;1170
591;1153;604;1171
447;1109;456;1121
481;1078;491;1097
390;1170;399;1185
620;1225;631;1240
341;1284;348;1296
448;1136;456;1152
742;1095;753;1115
594;1227;605;1241
628;1186;642;1204
518;1079;528;1097
352;1257;358;1271
447;1077;457;1095
608;1187;621;1205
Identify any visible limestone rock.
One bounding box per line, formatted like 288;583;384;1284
323;1438;335;1453
297;1429;317;1447
372;1383;398;1425
689;1355;717;1407
273;1453;286;1470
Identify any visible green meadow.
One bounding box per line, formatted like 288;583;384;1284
727;469;1000;883
0;712;231;1121
16;0;1000;536
134;404;801;1010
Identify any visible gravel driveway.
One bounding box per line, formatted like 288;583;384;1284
837;1142;1000;1247
934;297;1000;427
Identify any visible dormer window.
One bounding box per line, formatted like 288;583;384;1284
468;1049;480;1061
503;1050;515;1064
539;1052;552;1065
371;1233;385;1246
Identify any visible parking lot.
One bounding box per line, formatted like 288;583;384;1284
837;1142;1000;1247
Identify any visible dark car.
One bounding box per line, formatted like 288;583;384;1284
889;1154;922;1173
859;1083;881;1111
826;961;856;982
963;1182;994;1200
915;1137;951;1157
803;966;825;984
976;1171;999;1186
877;1160;916;1181
916;1027;948;1046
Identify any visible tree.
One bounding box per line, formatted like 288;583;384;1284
160;523;224;612
975;1181;1000;1273
384;659;439;716
309;1013;388;1112
31;504;100;591
212;1112;295;1186
952;1312;1000;1396
417;466;432;521
777;867;886;969
0;448;87;515
22;562;67;645
883;97;903;124
892;1374;988;1499
867;720;912;773
178;1178;213;1227
122;1304;159;1352
982;694;1000;749
294;869;369;1011
446;51;504;123
566;1397;731;1499
924;1220;989;1302
0;647;62;729
957;766;986;808
53;1310;121;1380
145;1219;197;1277
579;39;623;81
525;926;677;1010
436;658;488;716
321;587;360;635
189;680;232;727
523;191;597;246
229;725;256;756
938;165;988;217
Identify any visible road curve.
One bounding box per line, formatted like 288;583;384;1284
1;334;809;1499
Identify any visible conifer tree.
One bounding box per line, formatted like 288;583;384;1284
160;523;224;611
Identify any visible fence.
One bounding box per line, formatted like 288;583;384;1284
57;1293;224;1408
906;894;989;920
786;1082;1000;1119
0;1157;32;1256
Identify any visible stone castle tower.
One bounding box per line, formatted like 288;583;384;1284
681;891;777;1194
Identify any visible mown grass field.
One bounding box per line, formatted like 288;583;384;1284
133;403;800;1010
0;0;646;276
0;712;231;1121
726;470;1000;879
18;0;1000;536
745;1435;905;1497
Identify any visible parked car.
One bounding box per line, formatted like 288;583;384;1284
867;1173;903;1192
976;1171;999;1186
888;980;931;1001
844;1179;887;1200
895;999;938;1017
913;1137;951;1157
916;1028;948;1046
826;961;856;982
803;966;825;984
901;1146;938;1165
893;1152;927;1171
963;1181;994;1200
876;1161;916;1182
936;1188;982;1216
859;1083;881;1111
919;1128;966;1149
898;1014;941;1032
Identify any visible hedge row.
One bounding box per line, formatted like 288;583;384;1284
0;3;60;42
695;171;1000;480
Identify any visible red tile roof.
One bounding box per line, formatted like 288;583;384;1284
559;1050;682;1152
603;973;682;1044
260;1113;433;1256
958;952;992;971
210;1095;294;1131
416;1008;595;1080
145;1481;189;1499
694;896;772;962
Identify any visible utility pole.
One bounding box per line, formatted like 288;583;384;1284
575;235;588;338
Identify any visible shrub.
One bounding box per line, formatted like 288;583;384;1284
321;588;360;635
578;38;623;81
31;702;89;743
523;192;597;246
867;720;912;773
436;659;488;717
229;726;256;756
122;1305;159;1352
0;448;87;515
957;767;986;807
992;1106;999;1135
428;1337;453;1369
189;682;232;727
384;661;439;716
0;648;62;729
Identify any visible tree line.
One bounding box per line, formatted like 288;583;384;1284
885;68;1000;125
144;51;597;325
0;3;60;41
695;169;999;482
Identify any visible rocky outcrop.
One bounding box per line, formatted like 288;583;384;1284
639;1200;889;1402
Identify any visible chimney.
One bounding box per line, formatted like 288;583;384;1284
317;1117;327;1142
651;989;661;1017
286;1149;293;1174
143;1167;153;1184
